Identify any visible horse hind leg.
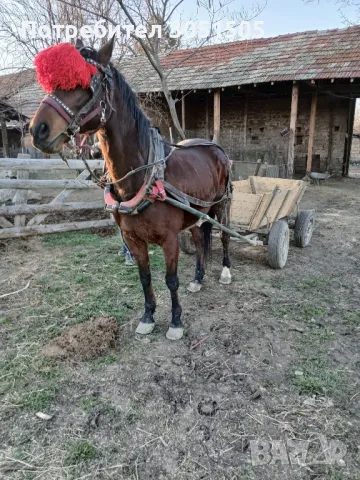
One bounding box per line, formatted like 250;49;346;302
214;200;232;285
187;226;204;293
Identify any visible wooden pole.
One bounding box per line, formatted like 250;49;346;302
14;170;29;227
0;179;95;189
287;83;299;178
213;89;221;144
306;91;318;173
327;100;334;171
0;158;103;170
181;94;185;132
243;94;248;147
14;153;30;227
0;201;104;217
205;95;209;140
0;219;115;240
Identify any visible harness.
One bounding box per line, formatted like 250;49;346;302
42;49;231;215
41;48;114;153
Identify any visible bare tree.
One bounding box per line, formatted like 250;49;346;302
55;0;266;138
304;0;360;24
0;0;130;69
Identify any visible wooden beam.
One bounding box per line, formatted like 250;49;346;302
0;219;115;240
205;95;209;140
0;158;103;171
343;98;356;176
327;100;334;171
243;94;248;147
213;89;221;144
0;179;95;189
287;83;299;178
181;94;185;132
14;170;29;227
0;201;104;217
28;170;91;226
306;91;318;172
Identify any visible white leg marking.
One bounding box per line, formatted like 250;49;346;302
187;280;202;293
219;266;232;285
135;321;155;335
166;327;184;340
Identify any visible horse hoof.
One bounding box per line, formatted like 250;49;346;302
166;327;184;341
135;321;155;335
219;266;232;285
187;281;202;293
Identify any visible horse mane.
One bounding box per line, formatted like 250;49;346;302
110;63;150;157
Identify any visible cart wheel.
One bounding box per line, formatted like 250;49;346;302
267;220;289;269
179;232;196;255
294;211;314;248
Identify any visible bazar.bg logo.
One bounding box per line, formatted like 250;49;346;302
250;436;347;466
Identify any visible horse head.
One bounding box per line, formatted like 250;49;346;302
30;37;115;154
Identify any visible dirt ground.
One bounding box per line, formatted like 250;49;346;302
1;177;360;480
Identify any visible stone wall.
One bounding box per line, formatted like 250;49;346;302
143;91;350;174
350;135;360;162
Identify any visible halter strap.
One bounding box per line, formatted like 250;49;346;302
41;57;114;142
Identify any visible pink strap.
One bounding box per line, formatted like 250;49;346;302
80;105;102;126
42;96;73;123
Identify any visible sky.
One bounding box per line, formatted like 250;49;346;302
177;0;358;39
254;0;357;37
0;0;358;74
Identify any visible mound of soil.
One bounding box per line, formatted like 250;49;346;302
43;317;118;360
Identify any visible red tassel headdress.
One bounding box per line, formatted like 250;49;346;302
34;43;98;93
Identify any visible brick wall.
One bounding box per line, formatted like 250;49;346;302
142;91;350;174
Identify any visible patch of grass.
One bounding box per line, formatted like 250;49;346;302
65;440;100;465
88;353;120;372
293;357;343;396
23;389;55;411
298;276;330;291
79;396;100;412
270;305;293;317
344;311;360;326
42;230;111;247
300;303;327;321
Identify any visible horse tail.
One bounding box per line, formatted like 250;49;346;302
201;220;213;263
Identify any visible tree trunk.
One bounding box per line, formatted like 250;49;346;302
161;79;185;140
0;116;9;157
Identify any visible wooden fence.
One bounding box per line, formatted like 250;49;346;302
0;156;115;240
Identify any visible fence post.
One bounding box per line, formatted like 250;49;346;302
14;154;31;227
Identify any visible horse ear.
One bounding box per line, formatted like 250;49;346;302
98;35;115;65
75;38;84;49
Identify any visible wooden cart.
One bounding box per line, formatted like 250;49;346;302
179;176;314;269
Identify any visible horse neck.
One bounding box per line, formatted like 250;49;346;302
97;100;149;200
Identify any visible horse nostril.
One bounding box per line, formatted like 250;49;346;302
37;122;50;141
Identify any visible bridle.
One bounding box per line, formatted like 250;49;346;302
41;48;115;151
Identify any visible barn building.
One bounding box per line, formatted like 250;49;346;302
1;26;360;176
120;25;360;176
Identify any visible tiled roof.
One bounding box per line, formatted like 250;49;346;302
0;69;35;100
119;25;360;92
6;82;44;119
2;25;360;118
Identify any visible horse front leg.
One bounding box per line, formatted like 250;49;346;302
122;234;156;335
163;235;183;340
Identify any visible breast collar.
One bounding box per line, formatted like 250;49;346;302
40;54;115;143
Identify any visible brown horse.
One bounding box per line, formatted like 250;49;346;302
30;38;232;340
